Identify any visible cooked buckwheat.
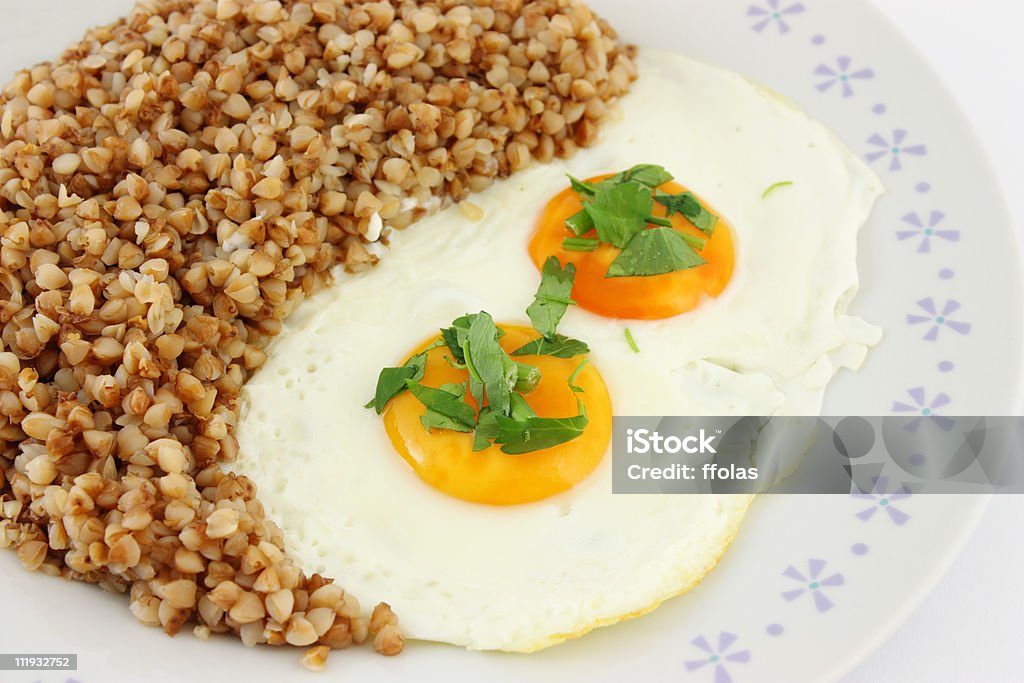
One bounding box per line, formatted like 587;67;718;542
0;0;635;662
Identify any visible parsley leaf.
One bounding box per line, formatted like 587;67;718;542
526;256;577;339
440;325;465;364
654;190;718;236
472;407;499;451
514;362;542;394
606;227;708;278
568;175;597;197
405;380;476;433
511;333;590;359
492;360;590;454
509;392;538;420
565;209;595;236
493;403;588;455
762;180;794;198
601;164;673;189
367;244;598;455
440;313;503;364
583;181;654;248
464;312;517;416
559;166;721;280
562;236;599;251
568;358;588;393
624;327;640;354
473;395;540;451
366;347;431;413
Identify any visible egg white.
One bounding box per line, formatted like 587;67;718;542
231;49;882;652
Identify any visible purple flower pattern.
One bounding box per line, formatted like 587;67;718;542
865;129;928;170
747;0;806;33
892;387;954;432
907;298;971;340
685;8;963;679
896;211;960;252
852;476;912;526
781;559;845;612
815;57;875;96
685;632;752;683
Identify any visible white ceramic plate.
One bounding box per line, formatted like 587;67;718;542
2;1;1021;682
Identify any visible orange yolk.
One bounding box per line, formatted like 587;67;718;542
383;325;612;506
528;176;736;320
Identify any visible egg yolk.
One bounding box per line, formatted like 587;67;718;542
383;325;612;506
528;176;736;320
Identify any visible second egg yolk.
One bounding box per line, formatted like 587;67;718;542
383;326;612;506
528;176;735;320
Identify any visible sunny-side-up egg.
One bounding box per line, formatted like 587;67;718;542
230;49;883;652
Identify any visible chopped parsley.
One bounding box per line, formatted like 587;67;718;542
514;257;589;358
524;256;577;340
602;164;674;189
654;190;718;235
606;227;707;278
511;333;589;359
368;258;592;454
407;380;476;433
564;210;595;236
624;328;640;354
762;180;794;198
584;181;653;249
464;312;516;416
561;164;719;279
514;361;542;393
494;359;590;455
493;407;588;455
568;175;598;197
366;340;442;413
439;313;506;365
562;236;599;252
567;358;589;392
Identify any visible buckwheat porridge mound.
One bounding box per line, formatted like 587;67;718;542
0;0;634;663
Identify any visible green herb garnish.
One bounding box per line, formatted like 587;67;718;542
567;358;589;393
514;361;542;393
562;237;600;252
513;257;589;359
366;341;443;413
511;333;589;359
560;164;719;280
654;190;718;236
645;215;674;228
439;313;505;365
584;181;653;248
525;256;577;339
564;209;595;236
509;392;538;420
493;359;590;455
568;175;597;197
606;227;708;278
624;328;640;354
601;164;674;189
492;409;589;455
368;259;592;455
472;407;499;451
762;181;794;199
406;380;477;433
464;312;517;416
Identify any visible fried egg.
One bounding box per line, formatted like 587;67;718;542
231;49;882;652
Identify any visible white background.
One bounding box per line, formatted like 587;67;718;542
846;1;1024;681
